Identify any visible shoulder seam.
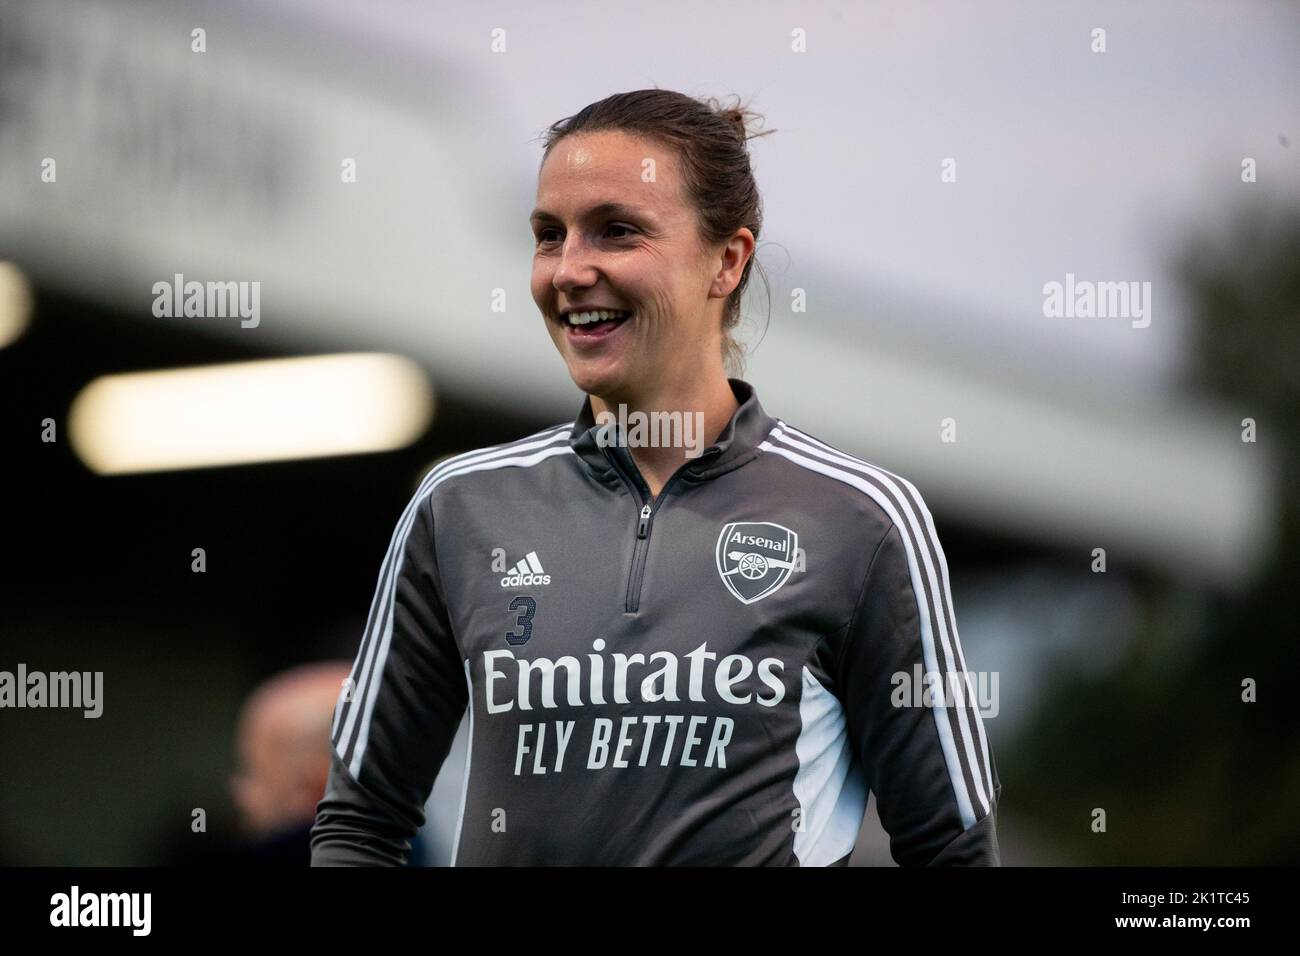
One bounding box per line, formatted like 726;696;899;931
760;422;898;524
835;519;898;677
771;419;900;476
418;422;573;499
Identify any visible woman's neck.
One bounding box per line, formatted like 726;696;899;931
590;374;739;500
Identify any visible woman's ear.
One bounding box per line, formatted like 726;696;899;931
712;228;755;298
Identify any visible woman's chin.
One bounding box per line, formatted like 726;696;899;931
565;359;631;399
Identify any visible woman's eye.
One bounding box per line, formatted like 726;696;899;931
535;224;634;245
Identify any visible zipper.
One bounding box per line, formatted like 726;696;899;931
636;504;652;537
626;502;653;612
605;445;690;613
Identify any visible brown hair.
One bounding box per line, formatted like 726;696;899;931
538;89;774;376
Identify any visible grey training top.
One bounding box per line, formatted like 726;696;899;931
311;378;1001;866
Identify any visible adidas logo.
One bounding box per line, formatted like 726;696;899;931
499;551;551;588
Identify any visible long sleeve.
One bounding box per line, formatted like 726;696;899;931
311;488;468;866
837;517;1002;866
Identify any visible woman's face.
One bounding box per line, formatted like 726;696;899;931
530;130;742;402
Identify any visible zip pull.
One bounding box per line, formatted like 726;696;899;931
637;503;652;538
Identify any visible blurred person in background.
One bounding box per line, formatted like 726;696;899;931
228;661;352;864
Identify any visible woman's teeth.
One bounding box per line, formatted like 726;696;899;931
566;309;631;326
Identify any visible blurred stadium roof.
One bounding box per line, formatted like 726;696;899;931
0;0;1288;588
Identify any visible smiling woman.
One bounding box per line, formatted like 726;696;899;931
529;92;772;426
312;89;1002;868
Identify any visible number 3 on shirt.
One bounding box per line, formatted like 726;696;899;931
505;595;536;646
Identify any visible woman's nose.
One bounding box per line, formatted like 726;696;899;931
552;236;599;290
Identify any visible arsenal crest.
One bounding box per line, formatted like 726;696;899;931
715;522;799;605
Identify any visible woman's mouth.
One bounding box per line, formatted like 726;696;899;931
562;308;632;343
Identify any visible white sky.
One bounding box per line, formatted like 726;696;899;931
250;0;1300;394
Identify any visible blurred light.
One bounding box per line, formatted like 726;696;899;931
68;354;435;475
0;262;34;349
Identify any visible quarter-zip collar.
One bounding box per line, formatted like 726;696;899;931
569;378;777;486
